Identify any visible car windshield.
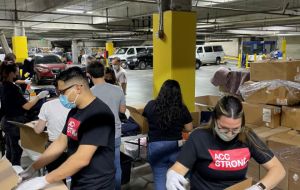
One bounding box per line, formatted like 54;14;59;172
115;48;128;54
35;55;62;64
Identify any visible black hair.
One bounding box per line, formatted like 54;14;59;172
4;53;16;62
0;61;18;81
56;66;88;87
105;67;117;85
86;61;105;78
155;79;185;130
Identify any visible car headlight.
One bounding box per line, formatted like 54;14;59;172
37;67;49;73
133;58;138;62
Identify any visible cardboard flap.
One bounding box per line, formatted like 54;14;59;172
8;121;48;153
0;158;19;190
126;106;149;134
225;178;252;190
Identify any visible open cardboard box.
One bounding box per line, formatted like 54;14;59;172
0;158;67;190
8;121;48;153
126;105;149;134
225;178;252;190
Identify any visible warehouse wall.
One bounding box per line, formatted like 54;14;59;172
278;36;300;59
205;38;239;57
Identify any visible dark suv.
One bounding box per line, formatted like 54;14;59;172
127;48;153;70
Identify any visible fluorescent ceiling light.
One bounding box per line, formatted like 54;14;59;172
86;11;93;14
56;9;84;14
227;29;279;35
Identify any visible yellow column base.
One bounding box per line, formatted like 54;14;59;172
106;42;114;66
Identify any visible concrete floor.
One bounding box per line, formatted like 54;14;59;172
6;61;237;189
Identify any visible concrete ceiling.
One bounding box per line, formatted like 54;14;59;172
1;0;300;42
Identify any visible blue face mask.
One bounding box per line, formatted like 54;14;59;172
59;94;77;109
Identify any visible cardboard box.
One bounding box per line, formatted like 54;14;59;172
8;121;48;153
190;111;200;128
281;106;300;130
195;95;220;124
225;178;252;190
126;105;149;134
250;60;300;82
242;102;281;128
253;126;291;143
244;83;300;106
0;158;67;190
267;130;300;151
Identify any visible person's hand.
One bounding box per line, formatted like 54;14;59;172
16;176;49;190
37;90;49;99
245;184;262;190
24;78;32;85
166;169;188;190
19;164;36;181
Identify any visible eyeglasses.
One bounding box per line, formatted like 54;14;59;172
216;122;241;134
58;84;81;95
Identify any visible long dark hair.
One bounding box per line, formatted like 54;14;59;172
0;61;18;82
155;79;185;130
208;95;273;159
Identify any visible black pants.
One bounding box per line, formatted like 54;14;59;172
1;116;28;165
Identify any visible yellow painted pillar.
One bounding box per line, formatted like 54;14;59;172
282;37;287;60
153;11;196;111
12;36;28;63
106;41;114;66
237;53;241;68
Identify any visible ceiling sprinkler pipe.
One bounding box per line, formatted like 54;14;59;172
157;0;169;39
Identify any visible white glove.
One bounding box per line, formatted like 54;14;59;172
16;176;49;190
19;165;36;181
24;78;32;85
245;184;262;190
166;169;188;190
37;90;49;99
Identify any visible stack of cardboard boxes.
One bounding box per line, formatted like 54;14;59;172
242;60;300;189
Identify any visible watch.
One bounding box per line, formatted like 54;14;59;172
257;182;266;190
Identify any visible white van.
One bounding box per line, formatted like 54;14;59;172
108;46;147;68
0;48;5;62
195;45;225;67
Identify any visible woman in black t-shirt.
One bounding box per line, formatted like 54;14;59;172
0;62;48;165
143;79;193;190
166;96;285;190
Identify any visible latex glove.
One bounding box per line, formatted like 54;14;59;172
19;165;36;181
245;184;262;190
166;169;188;190
37;90;49;99
24;78;32;85
16;176;49;190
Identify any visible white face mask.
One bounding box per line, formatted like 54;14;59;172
214;122;240;142
112;65;119;70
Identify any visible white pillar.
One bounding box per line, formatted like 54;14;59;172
72;40;78;64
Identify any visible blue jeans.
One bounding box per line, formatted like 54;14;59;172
115;137;122;190
148;141;180;190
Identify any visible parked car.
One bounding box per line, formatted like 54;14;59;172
127;47;153;70
195;45;225;67
33;54;66;84
108;46;147;68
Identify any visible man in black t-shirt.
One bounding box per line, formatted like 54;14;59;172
17;67;115;190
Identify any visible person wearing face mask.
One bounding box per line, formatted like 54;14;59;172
105;67;118;85
166;96;286;190
16;67;115;190
112;57;127;95
0;61;49;165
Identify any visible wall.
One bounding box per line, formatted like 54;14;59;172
205;38;239;57
278;36;300;59
27;39;51;48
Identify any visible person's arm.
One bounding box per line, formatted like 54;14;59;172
169;161;190;176
121;83;127;95
22;96;40;110
32;134;68;170
34;119;47;134
120;104;126;113
45;144;97;183
184;122;193;132
256;156;286;190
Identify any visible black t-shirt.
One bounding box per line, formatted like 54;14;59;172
62;98;115;190
1;81;27;118
177;128;274;190
143;100;192;142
